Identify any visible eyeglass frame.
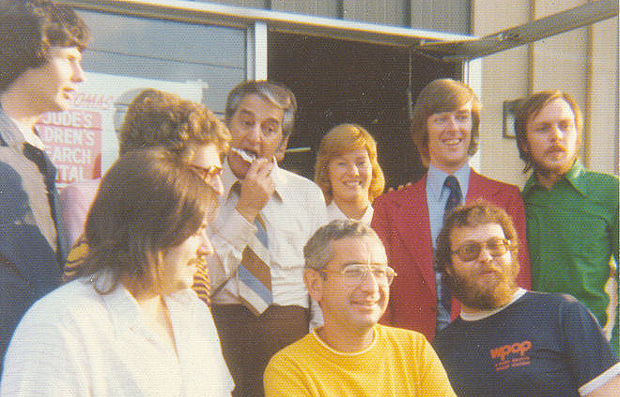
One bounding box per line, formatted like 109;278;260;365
317;263;397;286
450;237;512;262
189;164;223;183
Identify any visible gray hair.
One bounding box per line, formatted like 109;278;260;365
225;80;297;137
304;219;381;270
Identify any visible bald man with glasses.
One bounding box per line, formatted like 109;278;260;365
264;219;456;397
432;201;619;397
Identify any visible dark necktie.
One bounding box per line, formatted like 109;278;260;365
443;175;462;220
23;143;57;199
440;175;462;317
22;142;63;261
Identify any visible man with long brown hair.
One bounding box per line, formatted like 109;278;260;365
515;90;619;353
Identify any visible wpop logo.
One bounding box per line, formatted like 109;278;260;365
490;340;532;371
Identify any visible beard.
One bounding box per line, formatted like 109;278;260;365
447;259;519;311
530;147;578;178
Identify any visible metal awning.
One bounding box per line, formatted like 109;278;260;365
58;0;470;47
416;0;618;62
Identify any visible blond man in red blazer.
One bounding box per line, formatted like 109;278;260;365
372;79;531;342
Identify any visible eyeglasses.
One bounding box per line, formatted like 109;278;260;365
451;238;511;262
189;164;223;182
319;264;397;286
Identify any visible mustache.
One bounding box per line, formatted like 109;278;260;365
544;144;566;154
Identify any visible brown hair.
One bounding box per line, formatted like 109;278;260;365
76;147;217;295
514;90;582;172
119;88;230;158
435;201;519;286
0;0;90;91
314;124;385;204
410;79;482;166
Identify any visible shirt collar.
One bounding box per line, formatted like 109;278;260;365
459;288;527;322
99;275;196;332
100;280;143;330
426;163;470;201
562;159;587;195
311;325;378;356
522;160;586;196
0;107;40;149
327;201;373;225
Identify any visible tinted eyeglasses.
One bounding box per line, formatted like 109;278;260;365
451;238;511;262
319;264;397;286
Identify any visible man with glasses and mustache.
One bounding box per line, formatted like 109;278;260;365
433;202;619;397
264;220;456;397
61;88;230;305
515;90;619;353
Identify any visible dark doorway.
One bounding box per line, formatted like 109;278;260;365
268;32;460;188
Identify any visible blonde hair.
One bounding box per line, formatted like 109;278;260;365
314;123;385;204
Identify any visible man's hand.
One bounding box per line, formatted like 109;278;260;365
236;158;275;222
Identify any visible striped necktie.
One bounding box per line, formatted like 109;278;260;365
238;214;272;315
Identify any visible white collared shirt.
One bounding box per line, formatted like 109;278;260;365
1;279;234;396
326;201;373;226
208;160;328;321
8;115;46;150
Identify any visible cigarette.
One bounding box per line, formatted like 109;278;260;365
230;147;257;163
230;147;311;164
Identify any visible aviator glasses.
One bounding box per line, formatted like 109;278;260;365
451;238;511;262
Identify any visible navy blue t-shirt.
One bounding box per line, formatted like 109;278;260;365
433;291;618;397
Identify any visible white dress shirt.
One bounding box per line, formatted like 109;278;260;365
326;201;374;226
208;161;327;323
1;279;234;396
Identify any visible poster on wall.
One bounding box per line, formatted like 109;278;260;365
35;72;204;189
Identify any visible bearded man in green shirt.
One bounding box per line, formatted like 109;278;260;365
515;90;619;354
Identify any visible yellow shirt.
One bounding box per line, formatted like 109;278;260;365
264;324;456;396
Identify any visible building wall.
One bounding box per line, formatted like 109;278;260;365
199;0;470;33
472;0;619;186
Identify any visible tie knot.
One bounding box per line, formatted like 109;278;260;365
444;175;459;190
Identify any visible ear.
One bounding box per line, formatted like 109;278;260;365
276;135;290;162
518;138;530;154
304;268;324;303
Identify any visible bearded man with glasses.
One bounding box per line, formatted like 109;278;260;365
264;219;456;397
432;201;619;397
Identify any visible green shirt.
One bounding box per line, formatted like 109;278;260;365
522;160;619;352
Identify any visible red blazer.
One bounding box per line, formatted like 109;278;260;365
371;169;531;342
